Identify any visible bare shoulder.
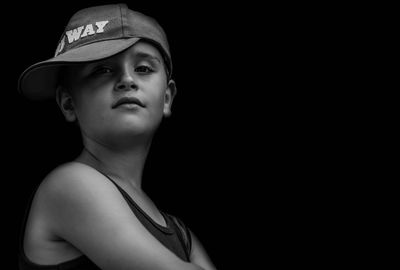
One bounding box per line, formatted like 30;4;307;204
40;161;110;195
36;161;133;239
34;162;202;269
39;161;130;209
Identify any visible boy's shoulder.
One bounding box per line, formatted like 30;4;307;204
48;161;96;176
46;161;101;180
50;161;97;174
37;162;110;200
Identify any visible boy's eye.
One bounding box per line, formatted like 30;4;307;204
92;66;112;75
135;65;153;73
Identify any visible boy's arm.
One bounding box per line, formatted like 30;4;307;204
189;229;217;270
41;163;206;270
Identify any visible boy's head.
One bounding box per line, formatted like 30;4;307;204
56;40;176;142
18;3;172;100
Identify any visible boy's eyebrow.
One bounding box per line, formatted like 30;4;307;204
134;52;162;63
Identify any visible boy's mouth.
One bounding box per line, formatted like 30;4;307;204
112;97;145;108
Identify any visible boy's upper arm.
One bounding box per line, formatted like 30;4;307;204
189;229;217;270
40;163;202;270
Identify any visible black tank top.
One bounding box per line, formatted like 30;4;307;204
18;172;192;270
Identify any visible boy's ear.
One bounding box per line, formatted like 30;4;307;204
163;79;177;117
55;86;76;122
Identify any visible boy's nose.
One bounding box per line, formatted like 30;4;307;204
114;68;138;91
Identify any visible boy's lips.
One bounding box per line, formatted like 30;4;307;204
112;97;145;108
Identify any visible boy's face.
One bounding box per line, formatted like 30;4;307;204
60;41;175;145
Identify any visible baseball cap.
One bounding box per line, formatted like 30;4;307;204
18;3;172;100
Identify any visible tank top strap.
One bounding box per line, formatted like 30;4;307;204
167;214;192;259
94;169;174;234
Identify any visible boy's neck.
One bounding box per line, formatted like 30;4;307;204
76;138;152;191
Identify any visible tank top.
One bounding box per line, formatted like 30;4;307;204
18;172;192;270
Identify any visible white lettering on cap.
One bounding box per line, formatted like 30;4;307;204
65;20;109;44
95;21;109;33
81;24;95;38
54;36;65;56
66;26;84;43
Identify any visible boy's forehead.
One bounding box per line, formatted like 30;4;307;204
94;41;163;64
80;42;160;65
127;41;163;58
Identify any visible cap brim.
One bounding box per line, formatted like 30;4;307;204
18;37;140;100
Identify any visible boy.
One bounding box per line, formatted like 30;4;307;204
18;3;216;270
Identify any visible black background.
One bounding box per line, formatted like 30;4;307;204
1;0;373;269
